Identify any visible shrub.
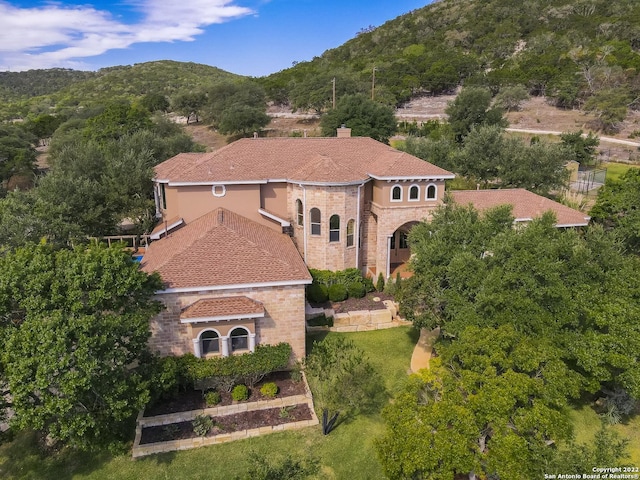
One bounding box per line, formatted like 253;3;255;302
363;275;375;293
232;384;249;401
192;414;213;436
150;353;199;402
260;382;279;398
328;283;348;302
307;281;328;304
376;272;385;292
189;343;292;391
347;281;366;298
204;390;221;407
307;314;333;327
290;363;303;383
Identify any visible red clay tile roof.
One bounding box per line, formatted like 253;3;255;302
154;137;454;184
140;208;311;290
181;297;264;320
449;189;591;226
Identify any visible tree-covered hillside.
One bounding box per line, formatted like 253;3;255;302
0;61;241;119
261;0;640;118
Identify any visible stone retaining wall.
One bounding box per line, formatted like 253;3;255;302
306;300;411;333
132;373;318;458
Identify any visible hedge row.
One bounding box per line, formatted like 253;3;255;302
151;343;292;400
306;268;374;303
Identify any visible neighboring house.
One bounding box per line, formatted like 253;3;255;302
141;128;589;361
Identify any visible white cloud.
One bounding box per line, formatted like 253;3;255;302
0;1;254;71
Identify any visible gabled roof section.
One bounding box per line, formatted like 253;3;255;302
154;137;454;185
180;297;264;323
450;189;591;227
141;208;311;291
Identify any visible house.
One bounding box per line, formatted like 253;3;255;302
141;128;589;361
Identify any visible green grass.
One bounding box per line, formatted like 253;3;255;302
605;162;640;182
569;404;640;466
0;327;417;480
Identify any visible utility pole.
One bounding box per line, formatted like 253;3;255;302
332;77;336;109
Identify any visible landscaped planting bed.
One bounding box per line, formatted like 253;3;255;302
139;404;312;444
144;370;305;417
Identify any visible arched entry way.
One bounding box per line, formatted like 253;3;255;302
389;221;419;279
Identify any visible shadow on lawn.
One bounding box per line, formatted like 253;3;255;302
0;430;113;480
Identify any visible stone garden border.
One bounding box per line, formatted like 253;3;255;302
132;373;318;458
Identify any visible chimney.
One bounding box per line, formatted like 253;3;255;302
337;124;351;138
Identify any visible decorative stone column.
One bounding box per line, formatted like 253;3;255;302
221;336;230;357
249;333;256;352
192;338;201;358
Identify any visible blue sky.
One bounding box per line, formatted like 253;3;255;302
0;1;432;76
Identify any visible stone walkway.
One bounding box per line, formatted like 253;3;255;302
410;327;440;373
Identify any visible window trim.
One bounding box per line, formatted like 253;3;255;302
230;326;250;353
199;329;221;356
390;184;403;202
346;219;355;247
296;199;303;227
329;214;340;242
425;183;437;201
408;184;420;202
310;208;321;236
212;185;226;197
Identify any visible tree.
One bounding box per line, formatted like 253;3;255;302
139;93;169;113
320;94;397;143
456;125;569;195
493;85;529;111
590;168;640;253
171;91;207;124
402;203;640;398
560;129;600;166
204;80;270;136
584;88;631;133
304;336;385;434
445;87;507;142
0;242;163;449
83;100;152;143
377;325;578;480
0;124;38;188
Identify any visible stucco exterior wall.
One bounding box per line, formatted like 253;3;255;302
372;179;446;207
149;284;307;361
260;182;288;217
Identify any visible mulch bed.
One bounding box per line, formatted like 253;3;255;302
144;371;306;417
139;404;312;444
312;292;396;314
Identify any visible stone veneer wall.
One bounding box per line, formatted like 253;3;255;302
367;203;441;278
149;284;307;361
288;183;365;271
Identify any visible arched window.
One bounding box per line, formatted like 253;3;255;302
426;184;437;200
310;208;321;235
409;184;420;201
329;215;340;242
230;327;249;352
391;185;402;202
200;330;220;355
346;219;355;247
296;199;303;226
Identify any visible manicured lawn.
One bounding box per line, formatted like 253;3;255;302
569;404;640;466
604;162;640;182
0;327;417;479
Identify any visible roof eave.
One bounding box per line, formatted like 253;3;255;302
368;174;456;181
156;278;313;295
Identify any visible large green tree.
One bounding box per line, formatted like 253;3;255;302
0;242;163;448
402;203;640;398
590;168;640;253
377;325;579;480
445;87;507;142
321;94;397;143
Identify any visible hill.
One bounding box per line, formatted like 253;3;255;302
0;60;242;118
261;0;640;120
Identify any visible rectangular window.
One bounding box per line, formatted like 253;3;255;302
231;335;248;351
202;338;219;354
160;183;167;210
